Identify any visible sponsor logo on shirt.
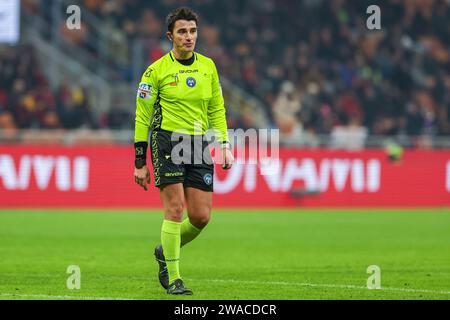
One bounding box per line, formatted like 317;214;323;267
137;83;152;99
186;77;196;88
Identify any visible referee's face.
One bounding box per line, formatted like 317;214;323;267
170;20;198;55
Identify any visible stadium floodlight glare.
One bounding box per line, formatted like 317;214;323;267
0;0;20;44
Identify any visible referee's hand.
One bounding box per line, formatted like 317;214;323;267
134;166;151;191
222;148;234;170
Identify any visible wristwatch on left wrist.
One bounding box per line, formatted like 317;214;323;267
135;158;146;169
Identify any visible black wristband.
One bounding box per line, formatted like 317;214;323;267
135;158;147;169
134;142;148;161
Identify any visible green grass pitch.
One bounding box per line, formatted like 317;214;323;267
0;209;449;300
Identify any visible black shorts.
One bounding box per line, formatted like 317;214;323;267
150;129;214;192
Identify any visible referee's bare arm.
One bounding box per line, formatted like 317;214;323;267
207;59;234;170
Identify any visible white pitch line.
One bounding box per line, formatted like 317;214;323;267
189;278;450;296
0;293;136;300
2;274;449;298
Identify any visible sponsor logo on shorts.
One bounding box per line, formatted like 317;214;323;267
165;172;184;177
203;173;213;186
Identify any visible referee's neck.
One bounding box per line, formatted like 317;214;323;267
172;49;194;60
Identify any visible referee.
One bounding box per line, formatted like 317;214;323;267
133;7;234;295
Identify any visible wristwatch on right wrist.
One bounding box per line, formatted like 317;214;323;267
135;158;147;169
221;141;232;150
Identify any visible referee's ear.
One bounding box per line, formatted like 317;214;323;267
166;32;173;41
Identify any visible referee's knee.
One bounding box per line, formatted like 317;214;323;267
165;201;184;221
190;211;210;229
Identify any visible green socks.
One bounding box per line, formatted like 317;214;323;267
161;220;181;284
180;219;202;247
161;218;203;284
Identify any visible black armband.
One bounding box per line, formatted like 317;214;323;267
134;142;148;168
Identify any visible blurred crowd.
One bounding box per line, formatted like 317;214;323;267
4;0;450;145
0;45;97;133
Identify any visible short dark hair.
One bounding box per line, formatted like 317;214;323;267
166;7;199;33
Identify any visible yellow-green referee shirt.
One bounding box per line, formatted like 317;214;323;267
134;51;229;144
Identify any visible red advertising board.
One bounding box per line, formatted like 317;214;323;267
0;145;449;208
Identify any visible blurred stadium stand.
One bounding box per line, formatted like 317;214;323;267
1;0;450;149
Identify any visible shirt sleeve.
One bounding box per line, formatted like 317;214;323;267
134;66;159;143
207;59;229;143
